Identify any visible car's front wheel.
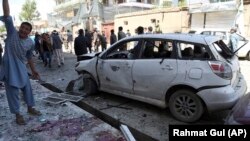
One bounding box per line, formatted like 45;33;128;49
82;74;98;95
169;89;204;122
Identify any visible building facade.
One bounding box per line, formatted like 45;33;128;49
48;0;250;39
188;0;244;32
50;0;157;36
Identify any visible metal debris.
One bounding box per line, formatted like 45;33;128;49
47;93;83;102
99;101;131;110
42;97;66;104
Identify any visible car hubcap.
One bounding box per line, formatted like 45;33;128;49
174;95;197;117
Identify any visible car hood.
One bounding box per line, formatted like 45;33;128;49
77;52;101;61
228;93;250;124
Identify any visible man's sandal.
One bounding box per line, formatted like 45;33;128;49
16;115;26;125
28;108;42;116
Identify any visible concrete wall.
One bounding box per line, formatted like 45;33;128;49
244;4;250;37
114;7;190;35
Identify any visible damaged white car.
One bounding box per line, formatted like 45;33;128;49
75;33;247;123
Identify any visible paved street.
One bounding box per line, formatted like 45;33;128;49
33;50;79;92
31;51;250;141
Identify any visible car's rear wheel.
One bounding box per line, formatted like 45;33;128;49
169;89;204;122
82;74;98;95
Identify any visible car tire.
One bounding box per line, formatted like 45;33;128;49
246;52;250;61
169;89;204;123
82;74;98;95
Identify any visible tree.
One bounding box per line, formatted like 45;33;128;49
178;0;187;7
162;1;172;8
19;0;40;22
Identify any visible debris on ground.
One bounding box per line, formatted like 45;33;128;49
0;80;125;141
42;92;84;104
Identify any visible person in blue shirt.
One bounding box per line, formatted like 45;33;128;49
229;27;246;52
0;0;41;125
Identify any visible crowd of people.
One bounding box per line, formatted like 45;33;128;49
33;30;64;68
29;24;158;65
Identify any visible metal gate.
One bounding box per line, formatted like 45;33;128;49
191;13;205;29
205;11;237;29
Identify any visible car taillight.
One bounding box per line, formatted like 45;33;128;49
208;61;232;79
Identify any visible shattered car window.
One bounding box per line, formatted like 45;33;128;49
177;42;211;59
105;40;139;59
142;39;174;59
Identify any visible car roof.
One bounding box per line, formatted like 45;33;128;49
123;33;222;45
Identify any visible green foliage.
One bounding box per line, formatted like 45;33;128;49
178;0;187;7
162;1;172;8
19;0;40;22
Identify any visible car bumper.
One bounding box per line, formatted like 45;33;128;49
197;74;247;112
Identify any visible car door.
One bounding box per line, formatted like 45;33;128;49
132;39;178;100
97;39;139;95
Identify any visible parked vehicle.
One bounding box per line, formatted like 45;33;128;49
75;33;247;123
188;28;250;60
225;93;250;125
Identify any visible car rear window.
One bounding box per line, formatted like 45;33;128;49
188;30;197;34
212;40;233;59
200;31;211;35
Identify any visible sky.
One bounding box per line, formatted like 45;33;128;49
0;0;56;20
